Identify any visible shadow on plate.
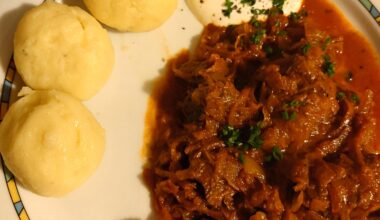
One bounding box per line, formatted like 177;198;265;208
0;4;30;104
0;3;34;76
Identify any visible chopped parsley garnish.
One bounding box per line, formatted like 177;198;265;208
336;92;346;100
251;19;261;28
322;37;332;51
252;29;266;44
264;45;273;55
322;54;335;77
351;93;360;105
277;30;287;36
283;100;305;114
336;92;359;104
289;100;299;107
289;10;308;22
301;42;311;54
281;110;297;121
222;0;234;17
265;146;284;162
241;0;256;5
251;8;269;16
288;100;302;108
247;124;263;149
274;20;281;27
220;123;263;149
239;152;245;163
289;9;308;22
272;146;284;161
291;9;308;21
221;125;241;147
273;0;285;11
289;12;300;22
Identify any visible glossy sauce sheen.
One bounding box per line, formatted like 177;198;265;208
144;0;380;219
145;0;380;159
305;0;380;147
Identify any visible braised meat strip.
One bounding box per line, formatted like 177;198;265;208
145;4;380;220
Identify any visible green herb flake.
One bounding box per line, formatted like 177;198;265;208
336;92;346;100
220;123;264;150
322;54;335;77
289;9;308;22
289;111;297;120
281;111;289;120
251;19;261;28
289;100;300;107
265;146;284;162
247;124;263;149
301;42;311;55
281;111;297;121
283;100;304;109
241;0;256;5
252;29;266;44
272;146;284;161
322;37;332;51
264;45;273;55
228;130;240;146
273;0;285;10
351;93;360;105
222;0;234;17
289;12;300;22
251;8;269;16
277;30;287;36
274;20;281;27
238;152;245;163
220;125;241;147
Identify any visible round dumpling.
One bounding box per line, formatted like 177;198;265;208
83;0;177;32
0;89;105;197
13;1;114;100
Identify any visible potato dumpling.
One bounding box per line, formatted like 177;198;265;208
14;1;114;100
0;89;105;197
83;0;177;32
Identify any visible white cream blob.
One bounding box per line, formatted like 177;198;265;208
186;0;303;26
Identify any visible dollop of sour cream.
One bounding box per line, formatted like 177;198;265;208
186;0;303;26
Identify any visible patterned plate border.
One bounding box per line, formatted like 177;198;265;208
0;1;379;220
359;0;380;25
0;57;29;220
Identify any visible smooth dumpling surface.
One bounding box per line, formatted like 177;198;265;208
83;0;177;32
14;1;114;100
0;89;105;197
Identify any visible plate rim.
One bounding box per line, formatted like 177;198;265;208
0;0;379;219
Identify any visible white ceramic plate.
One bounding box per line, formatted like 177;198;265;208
0;0;379;219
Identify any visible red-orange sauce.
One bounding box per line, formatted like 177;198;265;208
144;0;380;219
144;0;380;155
305;0;380;147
